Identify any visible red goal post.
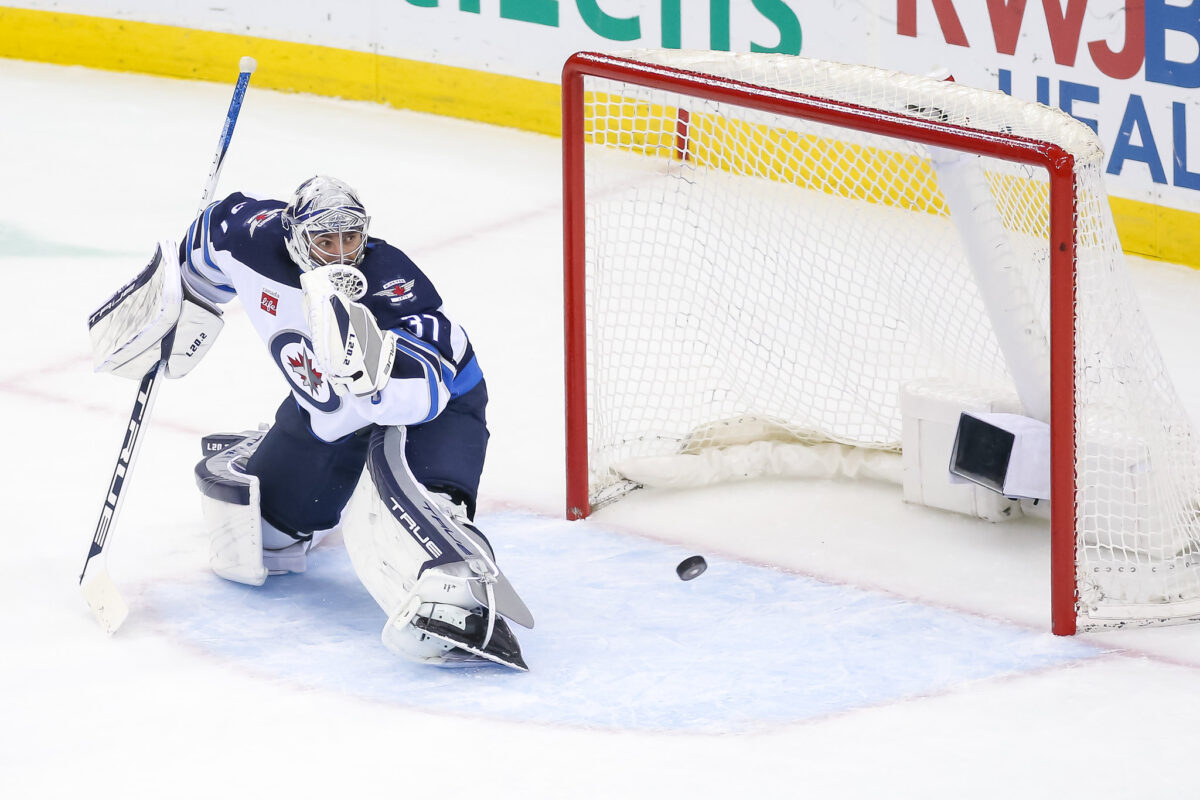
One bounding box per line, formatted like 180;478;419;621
561;50;1200;635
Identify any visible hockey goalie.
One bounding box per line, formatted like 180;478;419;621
88;175;534;670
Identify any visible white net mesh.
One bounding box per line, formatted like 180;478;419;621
570;50;1200;628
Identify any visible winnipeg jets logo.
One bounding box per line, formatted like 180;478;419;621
374;278;417;304
286;352;324;391
247;208;283;237
269;331;340;412
320;210;361;231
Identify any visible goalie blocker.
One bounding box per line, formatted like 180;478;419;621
88;241;224;380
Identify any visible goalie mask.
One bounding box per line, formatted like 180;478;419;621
282;176;371;272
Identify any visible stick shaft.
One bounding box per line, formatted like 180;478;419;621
80;365;160;581
198;57;256;211
80;58;257;627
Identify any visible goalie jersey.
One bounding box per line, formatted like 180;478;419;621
179;192;482;442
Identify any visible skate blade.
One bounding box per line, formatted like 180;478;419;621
413;617;529;672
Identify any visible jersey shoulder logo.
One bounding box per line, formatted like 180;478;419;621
268;330;340;412
374;278;417;305
247;208;283;238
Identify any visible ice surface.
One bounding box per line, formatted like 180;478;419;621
4;58;1200;798
146;516;1100;732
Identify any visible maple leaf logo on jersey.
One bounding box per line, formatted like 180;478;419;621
247;208;282;237
269;331;339;412
374;278;417;304
286;352;324;391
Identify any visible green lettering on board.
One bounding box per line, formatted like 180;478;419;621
577;0;641;41
710;0;730;50
751;0;801;53
662;0;681;48
502;0;559;26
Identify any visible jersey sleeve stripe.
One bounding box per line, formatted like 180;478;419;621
394;339;441;424
197;206;235;291
181;211;235;294
393;326;481;400
393;330;453;378
449;355;483;398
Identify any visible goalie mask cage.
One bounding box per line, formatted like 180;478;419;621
562;50;1200;635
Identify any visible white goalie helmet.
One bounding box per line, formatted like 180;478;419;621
282;175;371;272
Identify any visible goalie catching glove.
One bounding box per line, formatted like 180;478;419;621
88;241;223;379
301;265;397;398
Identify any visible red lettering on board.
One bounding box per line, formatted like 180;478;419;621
1088;0;1145;80
1043;0;1088;66
897;0;970;46
986;0;1027;55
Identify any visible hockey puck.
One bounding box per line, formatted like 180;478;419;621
676;555;707;581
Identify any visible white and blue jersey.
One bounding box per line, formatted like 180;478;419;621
179;191;483;442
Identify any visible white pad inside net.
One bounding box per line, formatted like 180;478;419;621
572;50;1200;628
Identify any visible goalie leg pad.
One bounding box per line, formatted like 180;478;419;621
195;429;270;586
341;425;534;669
195;428;323;584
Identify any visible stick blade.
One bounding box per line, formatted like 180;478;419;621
81;569;129;635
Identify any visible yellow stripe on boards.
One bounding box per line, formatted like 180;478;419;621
0;7;560;134
2;6;1198;265
1109;196;1200;266
378;58;560;135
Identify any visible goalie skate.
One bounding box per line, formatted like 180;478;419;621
405;606;529;671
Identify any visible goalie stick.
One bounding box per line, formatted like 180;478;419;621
79;56;258;634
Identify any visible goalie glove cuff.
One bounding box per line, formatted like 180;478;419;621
164;284;224;379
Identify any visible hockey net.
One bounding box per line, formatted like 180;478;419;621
562;50;1200;634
